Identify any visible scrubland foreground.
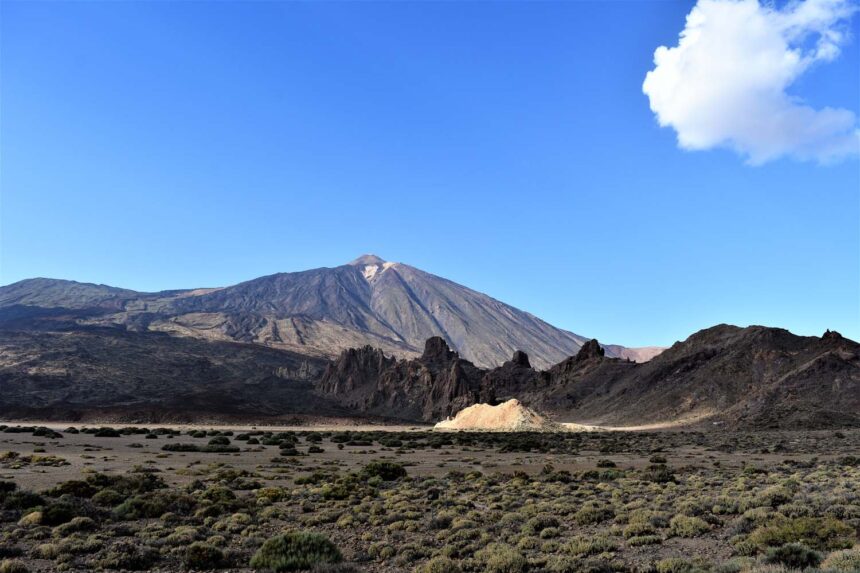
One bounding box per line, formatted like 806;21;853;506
0;426;858;573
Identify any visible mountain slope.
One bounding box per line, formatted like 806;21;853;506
0;255;648;369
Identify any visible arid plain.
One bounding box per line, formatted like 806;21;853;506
0;424;858;573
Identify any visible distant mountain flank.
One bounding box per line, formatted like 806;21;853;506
0;255;658;369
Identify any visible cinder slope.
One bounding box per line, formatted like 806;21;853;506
364;260;591;369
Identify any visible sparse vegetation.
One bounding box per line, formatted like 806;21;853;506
0;426;857;572
250;531;342;571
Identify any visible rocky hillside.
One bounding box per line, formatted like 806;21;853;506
538;325;860;430
0;327;339;423
0;255;656;369
318;326;860;429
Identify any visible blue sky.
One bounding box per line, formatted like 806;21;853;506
1;1;858;347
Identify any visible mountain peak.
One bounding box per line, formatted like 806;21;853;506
349;254;386;266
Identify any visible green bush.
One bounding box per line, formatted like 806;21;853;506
655;558;695;573
92;488;124;506
361;461;407;481
522;514;560;535
756;486;793;508
47;480;97;498
94;428;121;438
250;531;342;571
52;516;96;537
40;502;77;526
415;556;462;573
113;491;196;520
95;540;158;570
162;442;240;453
624;521;656;538
642;464;676;483
821;548;860;572
669;515;710;538
162;443;201;452
566;535;617;556
574;507;613;525
476;543;527;573
748;517;855;551
763;543;821;569
0;561;28;573
184;542;225;569
2;491;44;511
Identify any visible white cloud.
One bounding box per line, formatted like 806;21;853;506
643;0;860;164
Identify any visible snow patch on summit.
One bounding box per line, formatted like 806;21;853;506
362;265;379;281
363;262;398;281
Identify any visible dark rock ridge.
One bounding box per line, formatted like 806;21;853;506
318;326;860;429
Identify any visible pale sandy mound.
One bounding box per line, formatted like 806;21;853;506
434;399;570;432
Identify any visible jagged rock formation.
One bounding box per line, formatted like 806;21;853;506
319;326;860;429
317;337;484;421
0;255;659;369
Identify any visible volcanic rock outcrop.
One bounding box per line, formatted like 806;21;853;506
317;337;484;421
319;326;860;429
